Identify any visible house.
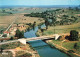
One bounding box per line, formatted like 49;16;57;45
3;31;10;37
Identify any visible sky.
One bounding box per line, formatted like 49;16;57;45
0;0;80;6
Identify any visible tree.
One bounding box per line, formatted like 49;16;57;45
15;29;24;38
0;48;3;53
68;7;72;10
17;24;18;26
1;40;3;42
9;12;13;14
10;37;14;40
74;43;79;50
19;31;24;38
2;10;5;12
41;29;44;35
60;20;64;25
45;19;49;30
27;27;30;31
70;30;79;41
75;7;79;11
33;21;36;27
0;29;3;34
38;25;41;29
52;16;56;23
15;29;20;38
2;34;7;37
32;21;36;30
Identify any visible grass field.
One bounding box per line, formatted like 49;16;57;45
52;40;78;50
38;22;80;36
52;40;80;55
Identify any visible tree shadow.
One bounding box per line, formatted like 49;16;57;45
65;36;70;40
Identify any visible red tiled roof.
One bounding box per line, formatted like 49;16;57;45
3;31;10;34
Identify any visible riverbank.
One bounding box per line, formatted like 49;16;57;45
26;42;40;57
45;40;80;57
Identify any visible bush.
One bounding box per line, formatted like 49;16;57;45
69;30;79;41
0;42;24;49
18;53;32;57
74;43;79;50
2;34;7;37
67;50;75;53
0;48;3;53
10;37;14;40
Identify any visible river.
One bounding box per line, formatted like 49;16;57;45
24;24;69;57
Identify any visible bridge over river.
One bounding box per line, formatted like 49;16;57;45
0;34;59;45
18;36;55;44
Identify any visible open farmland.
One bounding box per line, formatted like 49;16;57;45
0;7;46;32
15;14;44;25
0;15;16;30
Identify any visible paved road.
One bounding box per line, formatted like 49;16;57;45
0;36;54;45
0;40;18;45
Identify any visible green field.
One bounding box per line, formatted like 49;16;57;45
43;22;80;35
52;40;80;55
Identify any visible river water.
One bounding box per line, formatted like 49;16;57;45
24;24;69;57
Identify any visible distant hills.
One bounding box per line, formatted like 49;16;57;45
0;5;79;8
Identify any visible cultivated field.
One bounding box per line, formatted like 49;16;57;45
0;15;16;30
0;7;47;32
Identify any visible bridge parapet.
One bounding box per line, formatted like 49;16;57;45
18;38;26;45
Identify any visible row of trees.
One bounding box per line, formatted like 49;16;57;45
26;21;36;31
68;6;80;11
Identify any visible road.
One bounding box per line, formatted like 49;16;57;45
0;35;54;45
0;40;18;45
5;18;17;31
0;16;18;37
